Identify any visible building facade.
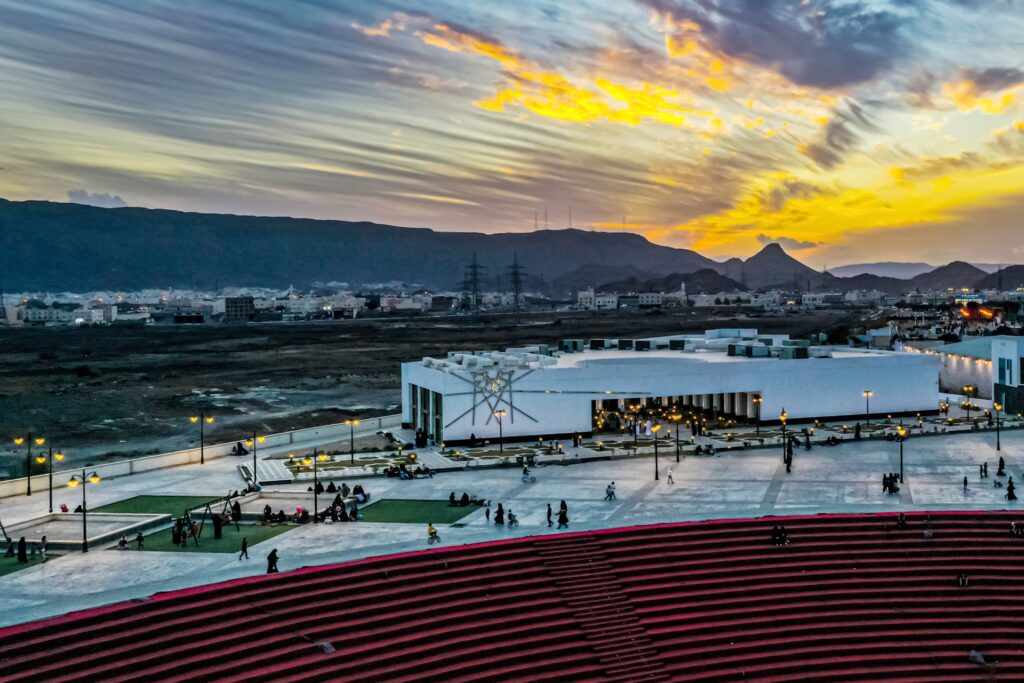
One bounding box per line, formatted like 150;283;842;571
401;329;940;444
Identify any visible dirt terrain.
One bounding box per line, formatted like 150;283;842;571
0;308;860;472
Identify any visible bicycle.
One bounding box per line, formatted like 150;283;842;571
428;533;442;545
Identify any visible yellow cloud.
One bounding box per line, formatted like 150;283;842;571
419;23;711;128
395;192;480;206
677;159;1024;254
350;19;394;38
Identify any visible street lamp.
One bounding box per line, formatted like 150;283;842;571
13;436;45;496
994;401;1003;452
494;410;507;454
652;424;661;481
345;418;361;465
35;447;65;513
670;412;682;462
302;451;330;522
244;434;266;489
962;386;976;421
896;424;907;483
67;469;101;552
863;390;873;427
752;395;763;435
189;412;215;464
780;408;788;462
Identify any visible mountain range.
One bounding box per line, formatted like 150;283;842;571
0;199;1020;295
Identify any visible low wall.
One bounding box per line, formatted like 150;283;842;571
0;415;401;501
3;512;171;550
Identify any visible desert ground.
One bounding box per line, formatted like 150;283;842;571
0;307;861;474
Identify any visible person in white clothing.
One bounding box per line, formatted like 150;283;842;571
667;467;674;484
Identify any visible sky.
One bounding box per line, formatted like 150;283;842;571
1;0;1023;266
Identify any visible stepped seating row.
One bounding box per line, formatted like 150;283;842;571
1;511;1022;682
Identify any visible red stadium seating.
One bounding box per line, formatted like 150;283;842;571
2;511;1023;682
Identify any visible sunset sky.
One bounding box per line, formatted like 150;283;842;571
1;0;1023;266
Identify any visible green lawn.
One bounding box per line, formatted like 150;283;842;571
0;555;45;577
93;495;222;516
360;499;480;524
130;522;294;554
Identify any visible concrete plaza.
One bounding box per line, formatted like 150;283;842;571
0;425;1019;629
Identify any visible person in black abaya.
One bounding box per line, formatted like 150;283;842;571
17;537;28;563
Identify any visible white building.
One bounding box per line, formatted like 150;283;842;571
401;328;940;444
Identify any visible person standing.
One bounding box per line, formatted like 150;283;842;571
239;537;249;560
267;548;279;573
40;535;48;563
667;467;674;484
1008;477;1017;501
998;456;1006;476
963;476;969;493
135;532;144;550
494;503;505;525
485;502;491;523
16;536;27;564
546;503;553;528
557;507;569;529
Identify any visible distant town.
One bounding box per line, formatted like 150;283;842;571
4;277;1022;345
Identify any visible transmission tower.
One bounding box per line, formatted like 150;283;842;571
463;251;485;311
508;251;526;314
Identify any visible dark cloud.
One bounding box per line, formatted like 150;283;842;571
799;99;879;168
756;233;819;250
67;189;128;208
963;66;1024;92
638;0;914;88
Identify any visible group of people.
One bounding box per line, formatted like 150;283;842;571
449;491;484;507
3;535;47;563
693;445;716;456
171;517;199;547
384;463;433;480
882;472;901;495
604;482;616;500
116;532;144;550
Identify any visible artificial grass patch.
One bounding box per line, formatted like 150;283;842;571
131;522;294;554
0;554;45;577
93;495;221;516
359;499;479;525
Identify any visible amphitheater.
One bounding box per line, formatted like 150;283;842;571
2;511;1022;681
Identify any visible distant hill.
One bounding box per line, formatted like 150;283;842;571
0;199;721;292
550;264;661;294
722;243;835;290
829;262;935;279
906;261;988;291
976;266;1024;290
598;269;745;294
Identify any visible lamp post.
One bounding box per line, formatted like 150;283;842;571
345;418;361;465
245;433;266;489
67;469;101;552
671;412;682;462
494;410;507;454
652;424;661;481
963;386;976;421
752;395;763;435
189;411;215;464
780;408;788;462
35;447;65;513
896;424;907;483
14;435;45;496
302;451;329;522
994;401;1003;452
863;390;873;427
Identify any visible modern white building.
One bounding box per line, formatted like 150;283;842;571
401;329;941;444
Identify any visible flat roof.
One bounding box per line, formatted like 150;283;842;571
549;347;897;369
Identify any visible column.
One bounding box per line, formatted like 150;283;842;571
724;393;734;415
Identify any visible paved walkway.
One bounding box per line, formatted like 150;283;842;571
0;426;1019;629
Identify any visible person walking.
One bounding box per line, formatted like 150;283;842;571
1008;477;1017;502
605;482;616;500
239;537;249;560
963;476;969;493
266;548;279;574
40;535;48;563
984;462;989;478
485;502;491;524
998;456;1006;476
16;536;27;564
494;503;505;525
667;467;674;484
557;507;569;529
135;532;144;550
546;503;553;528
